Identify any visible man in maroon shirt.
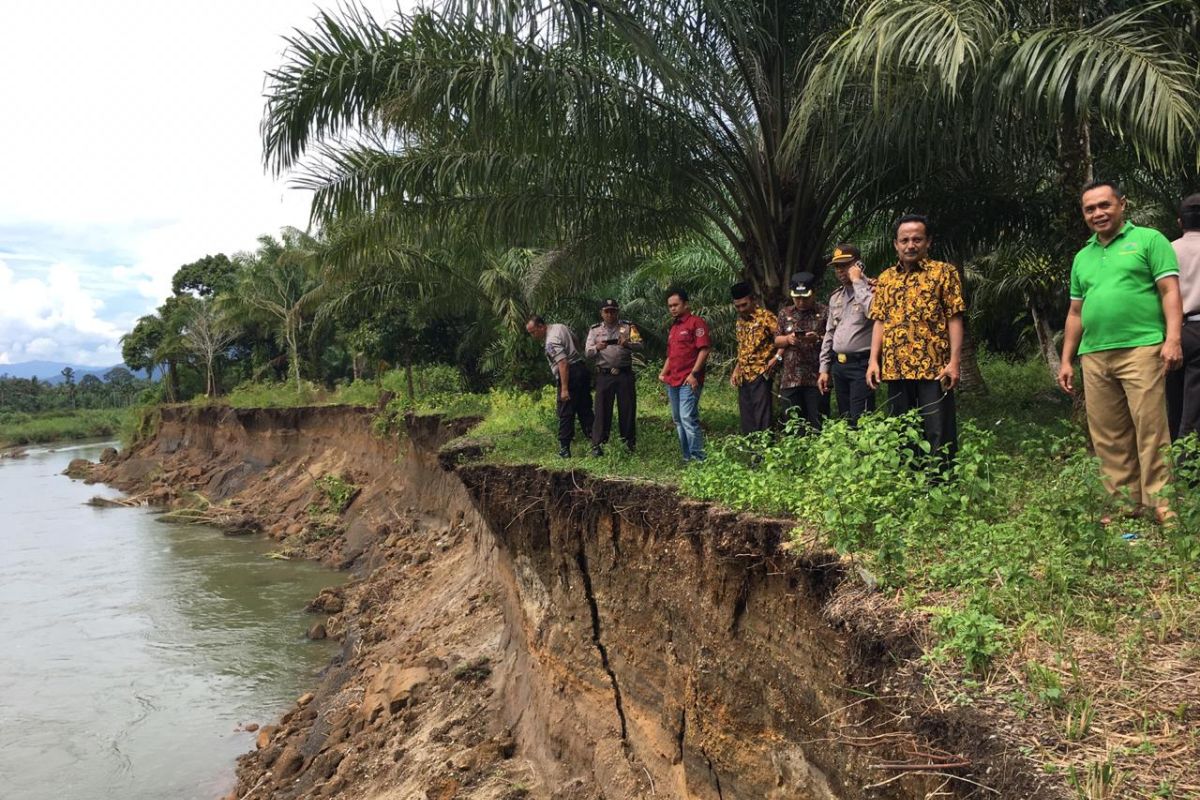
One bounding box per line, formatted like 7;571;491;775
657;288;710;461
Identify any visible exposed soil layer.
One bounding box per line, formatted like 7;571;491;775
86;405;1060;800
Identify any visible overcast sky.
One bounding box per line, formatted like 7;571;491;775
0;0;396;366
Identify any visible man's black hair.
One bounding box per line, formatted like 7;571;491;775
1180;193;1200;231
893;213;931;239
666;287;689;303
525;314;546;327
1080;180;1125;200
730;281;752;300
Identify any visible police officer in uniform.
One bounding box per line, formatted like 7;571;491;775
585;299;643;455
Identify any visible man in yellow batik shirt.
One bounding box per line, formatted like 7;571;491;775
866;214;966;468
730;281;782;434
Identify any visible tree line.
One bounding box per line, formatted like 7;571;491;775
0;367;147;413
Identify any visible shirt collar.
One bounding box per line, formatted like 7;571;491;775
1087;220;1133;246
894;258;930;274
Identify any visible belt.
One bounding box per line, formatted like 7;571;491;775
596;366;632;375
834;351;870;364
1186;313;1200;324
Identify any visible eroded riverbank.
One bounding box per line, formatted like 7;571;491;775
83;406;1060;799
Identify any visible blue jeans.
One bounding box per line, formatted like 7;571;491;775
667;384;705;461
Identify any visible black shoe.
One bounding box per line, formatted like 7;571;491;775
590;444;603;457
558;445;570;458
624;441;635;453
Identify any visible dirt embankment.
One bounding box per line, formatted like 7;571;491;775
86;405;1058;800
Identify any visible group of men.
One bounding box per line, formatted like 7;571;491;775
526;184;1200;524
728;213;965;467
524;210;965;464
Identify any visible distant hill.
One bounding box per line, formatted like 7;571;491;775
0;361;130;383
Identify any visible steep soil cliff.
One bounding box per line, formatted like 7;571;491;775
89;406;1057;800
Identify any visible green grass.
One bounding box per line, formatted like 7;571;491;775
0;408;131;448
467;371;742;482
195;365;478;415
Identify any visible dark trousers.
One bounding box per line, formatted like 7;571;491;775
885;380;957;466
1166;322;1200;441
593;369;636;447
738;374;774;434
779;385;827;431
556;362;594;448
832;356;875;424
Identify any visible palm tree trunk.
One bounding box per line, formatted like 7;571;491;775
288;332;301;392
958;328;988;395
404;349;415;403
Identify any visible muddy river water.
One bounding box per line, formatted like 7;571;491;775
0;442;340;799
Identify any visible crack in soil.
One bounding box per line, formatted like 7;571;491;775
704;752;724;800
575;546;628;740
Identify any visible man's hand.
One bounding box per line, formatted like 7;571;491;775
848;263;864;282
685;373;700;390
559;386;571;402
1162;338;1183;372
866;361;881;390
935;360;961;391
658;369;668;384
596;339;608;350
729;367;739;388
817;372;830;395
1057;361;1075;394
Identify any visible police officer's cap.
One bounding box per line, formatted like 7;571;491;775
826;243;862;266
599;298;620;310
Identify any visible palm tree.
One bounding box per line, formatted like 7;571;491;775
224;228;325;391
805;0;1199;177
262;0;933;310
802;0;1199;386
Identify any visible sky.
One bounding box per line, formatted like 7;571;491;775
0;0;395;367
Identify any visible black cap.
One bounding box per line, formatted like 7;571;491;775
789;272;816;298
599;298;619;310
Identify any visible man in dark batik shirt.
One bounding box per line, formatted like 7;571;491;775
774;271;829;431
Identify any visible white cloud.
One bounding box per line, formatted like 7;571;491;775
0;260;126;365
0;0;399;366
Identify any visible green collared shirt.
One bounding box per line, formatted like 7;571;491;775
1070;221;1179;355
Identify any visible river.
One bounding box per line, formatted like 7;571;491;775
0;442;340;799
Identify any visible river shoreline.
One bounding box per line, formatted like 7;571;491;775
1;440;339;800
0;407;129;450
82;405;1056;800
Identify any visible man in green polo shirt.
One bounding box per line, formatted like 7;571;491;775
1058;181;1183;523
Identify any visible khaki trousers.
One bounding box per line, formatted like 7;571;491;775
1081;344;1171;510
